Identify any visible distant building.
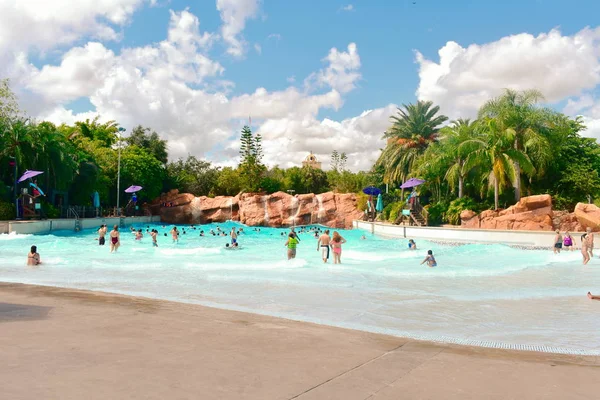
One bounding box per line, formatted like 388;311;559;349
302;152;322;170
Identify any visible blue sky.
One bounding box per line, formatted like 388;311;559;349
3;0;600;170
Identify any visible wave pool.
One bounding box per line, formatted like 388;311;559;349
1;222;599;355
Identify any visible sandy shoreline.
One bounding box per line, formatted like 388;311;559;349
1;282;599;399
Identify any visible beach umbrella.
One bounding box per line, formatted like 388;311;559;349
400;178;425;189
93;191;100;208
125;185;142;193
362;186;381;196
375;193;384;212
18;170;44;183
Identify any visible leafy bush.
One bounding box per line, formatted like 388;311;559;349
444;197;479;225
553;195;577;212
388;201;406;223
0;201;15;220
43;203;60;219
425;202;448;226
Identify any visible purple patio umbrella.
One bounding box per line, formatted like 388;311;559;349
400;178;425;189
125;185;142;193
18;170;44;183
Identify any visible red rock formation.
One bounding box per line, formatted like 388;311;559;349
459;195;598;232
150;190;363;229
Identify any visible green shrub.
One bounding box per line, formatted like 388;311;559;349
553;195;576;212
388;201;406;223
425;202;448;226
43;203;60;219
0;201;15;220
444;197;479;225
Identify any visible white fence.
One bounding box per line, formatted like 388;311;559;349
354;220;558;247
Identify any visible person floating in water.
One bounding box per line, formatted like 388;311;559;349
27;245;41;266
408;239;417;250
109;225;120;252
97;224;107;246
285;232;299;260
588;292;600;300
170;226;179;243
317;229;331;263
563;231;574;251
150;229;158;247
553;230;563;254
421;250;437;267
330;231;347;264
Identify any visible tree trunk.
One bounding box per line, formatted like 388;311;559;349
514;138;521;202
458;175;464;198
494;174;499;210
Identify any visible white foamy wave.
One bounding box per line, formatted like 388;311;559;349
343;249;414;261
160;247;221;256
0;232;33;240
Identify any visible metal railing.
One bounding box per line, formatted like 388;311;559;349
66;207;79;219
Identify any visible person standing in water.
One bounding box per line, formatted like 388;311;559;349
586;227;594;257
170;226;180;243
97;224;107;246
230;227;238;245
317;229;331;263
581;233;590;265
421;250;437;267
285;232;299;260
109;225;120;253
553;230;563;254
150;229;158;247
563;231;574;251
27;245;41;266
330;231;347;264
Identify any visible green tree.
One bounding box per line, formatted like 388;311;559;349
238;125;265;191
214;167;243;196
479;89;552;201
464;118;535;210
376;100;448;184
299;166;329;194
166;156;219;196
119;146;166;201
0;78;20;120
126;125;168;164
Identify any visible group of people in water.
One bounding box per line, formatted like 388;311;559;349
553;227;596;265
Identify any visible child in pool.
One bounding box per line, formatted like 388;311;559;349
408;239;417;250
421;250;437;267
27;245;41;266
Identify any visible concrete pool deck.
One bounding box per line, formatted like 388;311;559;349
1;282;598;400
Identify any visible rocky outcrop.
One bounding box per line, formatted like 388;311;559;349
574;203;600;231
149;190;363;229
459;195;598;232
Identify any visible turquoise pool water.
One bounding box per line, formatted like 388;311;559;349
1;222;599;355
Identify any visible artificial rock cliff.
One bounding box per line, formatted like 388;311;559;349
460;194;600;232
149;190;364;229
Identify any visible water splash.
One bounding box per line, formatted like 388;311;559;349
262;195;270;224
289;196;300;227
191;197;203;222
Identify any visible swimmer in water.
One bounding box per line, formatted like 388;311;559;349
408;239;417;250
109;225;120;252
553;230;563;254
360;235;366;240
27;245;41;266
150;229;158;247
581;233;591;265
135;229;143;240
97;224;107;246
170;226;179;243
588;292;600;300
230;227;238;245
563;231;574;251
330;231;347;264
317;229;331;263
420;250;437;267
285;232;299;260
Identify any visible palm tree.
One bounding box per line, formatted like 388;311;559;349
377;100;448;184
478;89;551;201
439;119;478;198
463;118;535;210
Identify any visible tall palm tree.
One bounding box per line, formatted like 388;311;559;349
478;89;551;201
463;118;535;210
440;119;478;198
377;100;448;184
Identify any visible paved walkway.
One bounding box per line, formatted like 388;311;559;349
1;283;598;400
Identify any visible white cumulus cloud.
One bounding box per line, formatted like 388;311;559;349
216;0;260;58
305;42;361;94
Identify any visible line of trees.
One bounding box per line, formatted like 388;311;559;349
376;89;600;224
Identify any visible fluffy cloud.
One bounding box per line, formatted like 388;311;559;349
4;5;393;172
416;27;600;119
305;43;361;94
216;0;260;57
0;0;146;53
